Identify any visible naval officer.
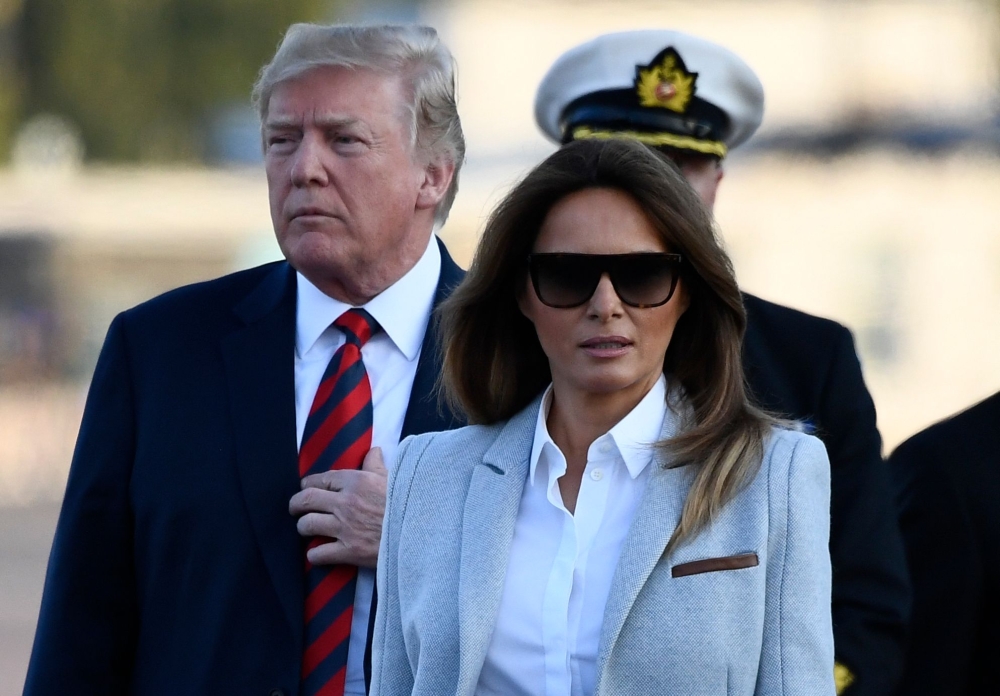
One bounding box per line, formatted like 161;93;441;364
534;30;910;696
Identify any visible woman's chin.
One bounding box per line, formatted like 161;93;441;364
557;369;658;400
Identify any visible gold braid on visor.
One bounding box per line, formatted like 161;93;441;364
571;125;728;158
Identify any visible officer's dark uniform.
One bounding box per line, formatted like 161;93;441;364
744;294;910;695
889;391;1000;696
536;30;911;695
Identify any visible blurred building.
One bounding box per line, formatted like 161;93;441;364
2;0;1000;505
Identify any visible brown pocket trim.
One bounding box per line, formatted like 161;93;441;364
671;552;759;578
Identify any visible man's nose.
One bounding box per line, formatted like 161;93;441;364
289;134;330;187
588;274;624;319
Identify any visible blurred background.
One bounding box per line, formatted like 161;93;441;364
1;0;1000;689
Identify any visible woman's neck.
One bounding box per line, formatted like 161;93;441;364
547;377;658;452
545;375;660;513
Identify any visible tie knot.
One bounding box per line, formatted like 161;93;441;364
334;308;380;347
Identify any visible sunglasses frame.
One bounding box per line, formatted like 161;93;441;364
527;252;684;309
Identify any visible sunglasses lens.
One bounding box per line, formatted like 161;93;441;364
611;255;679;307
530;256;599;308
529;253;681;308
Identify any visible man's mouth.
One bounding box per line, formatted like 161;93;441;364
291;206;335;220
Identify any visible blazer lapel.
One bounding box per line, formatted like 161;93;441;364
455;399;540;696
220;262;304;647
595;401;696;686
400;238;466;438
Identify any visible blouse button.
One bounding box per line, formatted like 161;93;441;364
590;468;604;481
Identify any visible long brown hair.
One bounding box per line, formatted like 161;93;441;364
440;138;775;552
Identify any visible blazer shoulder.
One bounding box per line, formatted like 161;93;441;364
389;423;508;523
761;427;832;575
399;422;505;459
398;422;506;474
763;426;831;484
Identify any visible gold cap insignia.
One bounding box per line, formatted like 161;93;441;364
635;47;697;113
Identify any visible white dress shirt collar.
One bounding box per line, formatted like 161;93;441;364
295;234;441;360
529;374;668;487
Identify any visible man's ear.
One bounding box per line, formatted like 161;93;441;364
702;162;724;211
415;157;456;211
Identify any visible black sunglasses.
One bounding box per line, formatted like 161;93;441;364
527;252;683;309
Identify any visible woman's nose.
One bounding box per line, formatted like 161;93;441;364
588;273;624;318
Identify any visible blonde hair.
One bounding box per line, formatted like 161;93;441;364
252;23;465;225
440;138;776;553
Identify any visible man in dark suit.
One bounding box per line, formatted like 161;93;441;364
24;23;465;696
889;391;1000;695
534;30;911;695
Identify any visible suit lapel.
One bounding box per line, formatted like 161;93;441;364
455;399;539;696
220;263;304;647
595;401;696;687
400;238;466;438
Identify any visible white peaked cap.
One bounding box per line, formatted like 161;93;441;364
535;30;765;156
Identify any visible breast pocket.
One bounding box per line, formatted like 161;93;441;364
671;552;759;578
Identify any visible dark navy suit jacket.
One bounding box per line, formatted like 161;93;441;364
23;241;465;696
889;391;1000;696
743;293;910;696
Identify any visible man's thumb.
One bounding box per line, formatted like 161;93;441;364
362;446;387;475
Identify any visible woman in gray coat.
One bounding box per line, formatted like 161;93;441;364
372;138;835;695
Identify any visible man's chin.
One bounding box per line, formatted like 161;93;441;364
289;253;349;282
288;253;382;305
280;231;349;269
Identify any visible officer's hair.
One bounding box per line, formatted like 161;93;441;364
252;23;465;226
440;138;776;554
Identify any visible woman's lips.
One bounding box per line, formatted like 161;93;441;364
579;335;633;358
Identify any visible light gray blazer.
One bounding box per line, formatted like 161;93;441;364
372;396;835;695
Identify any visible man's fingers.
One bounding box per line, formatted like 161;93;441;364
361;446;387;476
301;446;386;491
307;539;353;566
290;450;386;568
289;485;340;517
296;511;341;539
300;469;351;491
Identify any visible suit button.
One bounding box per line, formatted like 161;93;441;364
268;690;285;696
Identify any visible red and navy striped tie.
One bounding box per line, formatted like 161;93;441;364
299;308;380;696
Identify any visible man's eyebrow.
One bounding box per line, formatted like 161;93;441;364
264;116;300;131
264;115;360;131
315;115;360;129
